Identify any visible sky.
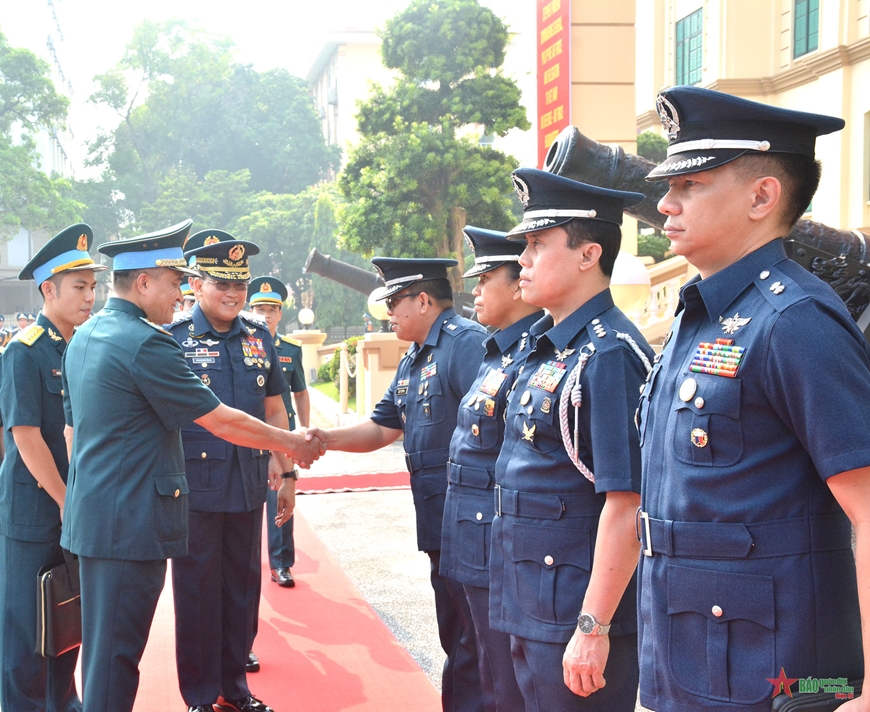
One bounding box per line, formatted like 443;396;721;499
1;0;417;175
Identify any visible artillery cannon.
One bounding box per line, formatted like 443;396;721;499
544;126;870;337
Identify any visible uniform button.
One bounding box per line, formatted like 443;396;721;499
282;367;287;372
201;452;207;459
711;605;723;617
174;488;181;498
694;396;705;409
544;555;554;566
759;270;770;280
60;389;64;396
476;512;483;521
679;377;697;402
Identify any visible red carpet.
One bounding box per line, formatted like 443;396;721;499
298;471;410;494
127;512;439;711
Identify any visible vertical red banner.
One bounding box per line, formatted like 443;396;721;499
537;0;571;167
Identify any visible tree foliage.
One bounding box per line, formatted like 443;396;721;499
637;130;668;164
339;0;529;282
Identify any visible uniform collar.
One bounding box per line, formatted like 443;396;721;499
35;311;67;349
423;307;457;348
105;296;147;319
680;239;788;322
190;302;243;339
487;310;545;355
536;289;615;352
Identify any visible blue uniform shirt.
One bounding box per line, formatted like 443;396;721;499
370;308;487;552
490;290;652;643
275;335;305;429
440;311;544;587
61;298;220;560
168;304;287;513
637;239;870;710
0;314;68;543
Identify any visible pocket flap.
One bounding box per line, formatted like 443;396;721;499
456;493;492;524
676;376;741;419
183;439;227;461
154;475;189;497
418;471;448;500
512;522;591;570
667;563;774;629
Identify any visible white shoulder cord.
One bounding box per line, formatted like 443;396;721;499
558;332;652;482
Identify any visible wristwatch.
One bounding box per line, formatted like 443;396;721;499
280;469;299;481
577;612;611;636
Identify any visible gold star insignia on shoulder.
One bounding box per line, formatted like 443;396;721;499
554;347;575;361
501;354;514;369
719;313;751;335
522;421;536;442
47;327;62;342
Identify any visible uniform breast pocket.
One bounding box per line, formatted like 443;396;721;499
153;474;189;543
510;522;591;624
416;376;445;426
43;374;65;420
246;366;268;394
667;564;774;704
183;439;230;491
673;377;743;467
466;410;500;450
193;364;226;395
515;392;560;455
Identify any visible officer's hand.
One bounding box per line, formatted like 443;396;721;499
562;628;608;697
286;428;325;468
275;478;295;527
267;456;281;491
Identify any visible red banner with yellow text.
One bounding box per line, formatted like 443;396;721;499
537;0;571;167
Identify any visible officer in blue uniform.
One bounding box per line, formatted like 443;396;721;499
489;169;652;711
318;257;488;712
248;276;309;588
636;87;870;711
440;227;543;712
0;224;106;712
61;221;322;712
169;233;292;712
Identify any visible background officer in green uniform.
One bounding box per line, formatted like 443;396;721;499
248;276;309;588
61;220;324;712
0;223;106;712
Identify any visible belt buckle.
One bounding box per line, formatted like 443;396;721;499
639;510;653;557
495;484;502;517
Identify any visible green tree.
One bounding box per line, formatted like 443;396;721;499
338;0;529;287
0;31;81;237
637;130;668;164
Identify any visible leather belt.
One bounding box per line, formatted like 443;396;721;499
494;484;602;520
637;510;852;559
405;448;450;473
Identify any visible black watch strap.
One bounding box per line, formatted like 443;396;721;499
280;469;299;481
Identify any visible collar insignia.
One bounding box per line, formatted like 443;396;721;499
48;327;62;342
554;347;575;362
719;313;752;335
501;354;514;369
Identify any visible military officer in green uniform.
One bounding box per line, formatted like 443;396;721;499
0;223;106;712
61;220;325;712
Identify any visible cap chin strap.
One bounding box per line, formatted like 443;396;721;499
475;255;520;264
667;139;771;156
383;273;423;287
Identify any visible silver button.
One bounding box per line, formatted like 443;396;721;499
679;377;697;402
759;270;770;280
592;319;600;325
201;452;207;459
476;512;483;521
694;396;705;409
174;488;181;498
544;555;554;566
712;605;723;617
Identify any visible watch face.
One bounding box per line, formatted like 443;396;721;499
578;614;595;634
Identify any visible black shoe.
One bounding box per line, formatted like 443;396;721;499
216;695;273;712
188;706;215;712
270;567;295;587
246;650;260;673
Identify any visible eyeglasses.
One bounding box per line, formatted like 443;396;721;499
385;292;422;311
205;279;248;293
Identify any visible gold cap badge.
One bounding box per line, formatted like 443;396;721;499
77;233;88;251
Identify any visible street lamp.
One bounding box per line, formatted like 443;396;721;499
610;251;651;316
297;308;315;329
367;287;391;332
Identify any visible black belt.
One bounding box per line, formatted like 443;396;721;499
447;461;492;489
405;448;450;473
637;510;852;559
494;484;602;520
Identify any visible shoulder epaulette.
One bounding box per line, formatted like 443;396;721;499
240;312;268;329
279;335;302;346
754;268;805;313
139;317;172;335
170;311;193;325
14;323;44;347
441;314;485;337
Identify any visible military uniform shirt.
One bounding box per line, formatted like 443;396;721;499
168;304;286;513
490;290;652;643
637;239;870;710
275;335;305;428
440;310;543;587
61;298;220;560
0;314;68;543
370;308;487;552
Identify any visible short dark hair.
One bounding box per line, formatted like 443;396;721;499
731;153;821;230
561;219;622;277
112;268;159;294
502;261;522;281
415;278;453;303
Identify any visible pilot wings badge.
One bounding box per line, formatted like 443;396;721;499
719;313;751;335
522;421;536;443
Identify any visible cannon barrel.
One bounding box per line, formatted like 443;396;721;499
304;248;384;295
544;126;869;265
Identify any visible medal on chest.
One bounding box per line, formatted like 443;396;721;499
528;360;567;392
242;336;266;367
689;338;746;378
478;368;507;396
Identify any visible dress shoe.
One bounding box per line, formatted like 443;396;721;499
216;695;273;712
270;567;295;587
246;650;260;673
188;706;215;712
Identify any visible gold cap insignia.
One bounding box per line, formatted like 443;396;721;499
77;233;88;251
228;245;245;261
204;236;220;246
262;282;272;292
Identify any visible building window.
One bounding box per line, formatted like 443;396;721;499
675;9;703;86
794;0;819;58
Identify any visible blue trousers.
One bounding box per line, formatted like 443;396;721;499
0;534;81;712
79;556;166;712
265;487;295;569
510;633;638;712
464;584;522;712
428;551;485;712
173;508;262;705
